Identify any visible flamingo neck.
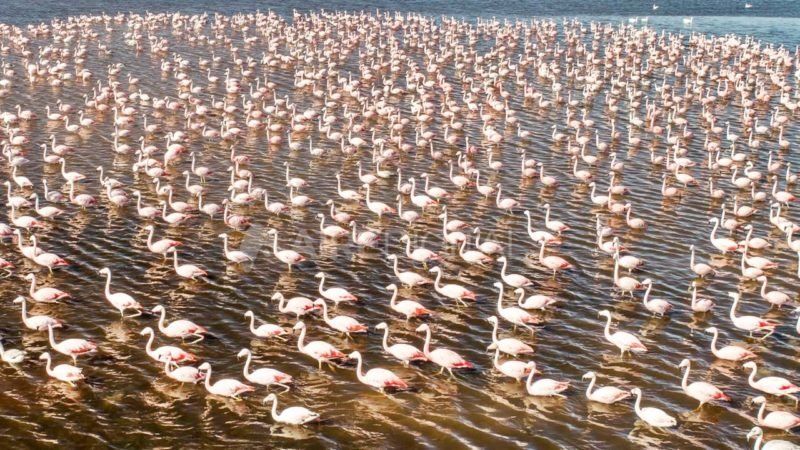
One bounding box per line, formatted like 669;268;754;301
380;328;390;352
603;315;613;341
144;331;155;355
585;375;596;399
633;391;642;414
680;364;690;390
48;325;57;348
422;329;432;356
242;352;252;378
296;326;306;352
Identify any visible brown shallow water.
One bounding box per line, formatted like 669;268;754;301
0;10;798;449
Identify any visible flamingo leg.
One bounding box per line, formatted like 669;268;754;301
274;383;291;393
190;334;205;344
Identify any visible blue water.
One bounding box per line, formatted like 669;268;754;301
2;0;800;45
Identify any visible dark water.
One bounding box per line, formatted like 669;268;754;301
0;5;798;450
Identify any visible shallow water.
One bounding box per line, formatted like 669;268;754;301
0;8;798;450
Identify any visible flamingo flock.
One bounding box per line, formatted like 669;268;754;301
0;8;798;448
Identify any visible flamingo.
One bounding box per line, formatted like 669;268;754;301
198;362;254;398
47;324;97;364
525;362;569;397
315;298;367;337
597;310;647;356
677;358;731;407
400;234;440;266
689;282;715;313
140;327;196;364
144;225;181;257
13;296;62;331
386;283;431;320
630;388;677;427
429;266;476;305
164;359;205;385
25;273;70;302
99;267;143;317
416;323;473;377
494;282;539;332
751;396;800;431
641;279;672;316
689;244;716;278
292;321;346;370
151;305;207;343
492;349;534;382
39;352;84;386
219;233;253;263
486;315;534;356
537;239;572;277
349;351;409;391
316;272;358;307
729;292;778;338
263;393;319;425
271;292;317;318
704;326;756;361
497;256;533;288
746;426;799;449
375;322;427;366
170;249;207;279
582;371;631;404
743;362;800;406
237;348;292;392
243;311;287;339
387;254;432;287
0;337;25;365
268;229;305;271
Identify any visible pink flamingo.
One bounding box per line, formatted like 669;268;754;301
349;351;409;392
416;323;473;377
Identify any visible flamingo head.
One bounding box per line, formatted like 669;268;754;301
428;267;441;274
218;233;228;239
581;371;596;380
314;272;324;279
347;351;361;360
704;326;717;334
375;322;388;331
313;298;326;307
400;235;409;243
630;387;642;396
486;315;498;324
98;267;110;275
24;273;34;281
270;293;283;301
642;278;653;285
415;324;430;333
746;427;763;442
12;296;24;304
292;321;306;332
743;361;757;371
751;395;766;405
493;281;503;290
678;359;690;369
598;310;611;319
267;228;277;236
39;352;50;361
385;284;397;291
236;349;250;359
198;362;211;371
263;393;277;405
140;327;153;336
243;310;253;319
151;305;164;314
